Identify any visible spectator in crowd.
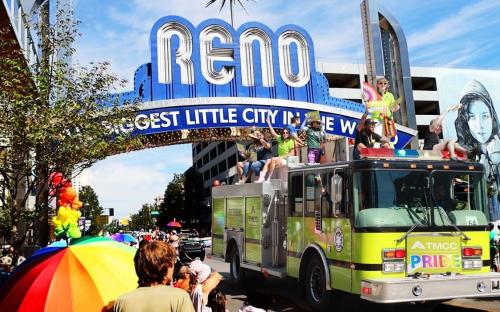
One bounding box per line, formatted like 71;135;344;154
265;117;300;180
189;260;222;312
353;112;390;160
113;241;194;312
301;115;326;164
207;288;229;312
174;265;191;292
169;230;180;249
0;255;13;285
236;130;272;184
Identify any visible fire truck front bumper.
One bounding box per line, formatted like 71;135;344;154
361;273;500;303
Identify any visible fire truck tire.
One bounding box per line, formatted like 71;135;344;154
229;246;245;283
305;256;331;310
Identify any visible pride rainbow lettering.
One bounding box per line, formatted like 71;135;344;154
410;254;461;269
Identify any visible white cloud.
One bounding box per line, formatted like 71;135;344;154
88;145;192;219
408;0;500;50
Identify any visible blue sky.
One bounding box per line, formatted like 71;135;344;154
71;0;500;219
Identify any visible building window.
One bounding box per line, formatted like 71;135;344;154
227;141;235;148
415;101;440;115
210;148;217;160
217;142;226;155
196;144;202;154
324;73;361;88
411;77;437;91
204;187;211;197
218;160;227;173
211;166;218;178
197;159;202;170
203;171;210;182
346;98;362;103
203;154;209;165
227;154;237;168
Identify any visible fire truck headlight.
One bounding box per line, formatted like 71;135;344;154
382;261;405;273
463;259;482;269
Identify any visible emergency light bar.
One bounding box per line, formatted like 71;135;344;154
359;148;448;160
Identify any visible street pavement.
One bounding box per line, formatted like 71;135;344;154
204;252;500;312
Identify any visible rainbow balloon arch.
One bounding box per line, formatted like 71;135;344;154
110;16;417;149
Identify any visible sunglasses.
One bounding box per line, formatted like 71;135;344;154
283;131;289;134
378;82;388;85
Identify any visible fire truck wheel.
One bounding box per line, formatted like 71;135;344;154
229;246;245;283
305;256;329;310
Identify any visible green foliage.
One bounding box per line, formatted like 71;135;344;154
0;9;142;247
78;185;104;236
183;167;208;229
158;173;185;226
129;203;157;231
104;219;127;234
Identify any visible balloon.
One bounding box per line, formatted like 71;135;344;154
67;224;81;238
50;172;63;186
71;199;83;210
52;216;62;227
61;179;72;188
61;187;77;203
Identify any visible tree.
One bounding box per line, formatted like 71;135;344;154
129;203;156;231
158;173;185;227
183;167;208;232
78;186;104;236
205;0;254;27
0;9;141;248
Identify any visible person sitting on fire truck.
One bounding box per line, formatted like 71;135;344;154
423;112;468;160
236;130;273;184
353;111;391;160
265;117;302;181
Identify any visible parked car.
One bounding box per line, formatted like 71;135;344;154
200;237;212;248
179;233;205;261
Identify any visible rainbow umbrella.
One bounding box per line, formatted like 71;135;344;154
111;233;136;243
167;219;182;228
0;237;138;312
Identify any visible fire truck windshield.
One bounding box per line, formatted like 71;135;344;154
353;170;489;229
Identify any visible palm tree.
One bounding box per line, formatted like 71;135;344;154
205;0;253;27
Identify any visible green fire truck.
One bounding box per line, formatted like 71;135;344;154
211;148;500;309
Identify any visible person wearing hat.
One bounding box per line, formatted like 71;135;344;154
363;77;400;137
301;114;326;164
188;260;222;312
236;130;272;184
353;112;391;160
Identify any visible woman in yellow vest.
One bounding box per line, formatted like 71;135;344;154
364;77;400;138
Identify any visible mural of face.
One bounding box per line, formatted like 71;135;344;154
467;100;492;144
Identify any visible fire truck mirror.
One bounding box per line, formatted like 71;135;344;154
331;174;343;205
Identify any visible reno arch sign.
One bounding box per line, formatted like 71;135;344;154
120;16;416;148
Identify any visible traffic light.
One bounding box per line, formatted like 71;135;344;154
109;208;114;216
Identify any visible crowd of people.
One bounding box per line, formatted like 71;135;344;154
0;246;25;285
113;240;264;312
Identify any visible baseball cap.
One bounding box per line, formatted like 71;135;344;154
365;118;376;125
